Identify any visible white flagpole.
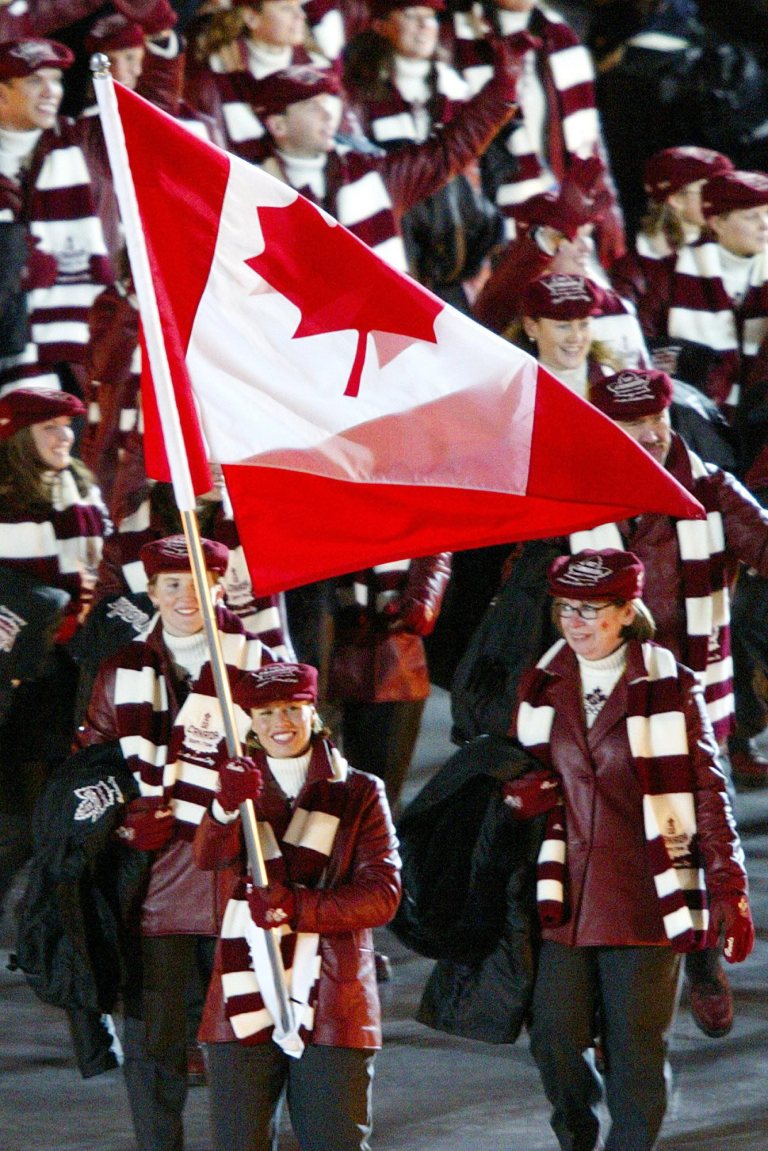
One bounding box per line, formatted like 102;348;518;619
92;57;295;1039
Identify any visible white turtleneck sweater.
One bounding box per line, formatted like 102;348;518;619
577;643;627;729
267;747;313;799
719;245;756;307
277;149;327;199
0;125;42;181
393;55;432;141
247;39;293;79
163;629;209;685
544;360;589;399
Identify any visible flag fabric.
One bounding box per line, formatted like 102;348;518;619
113;83;704;596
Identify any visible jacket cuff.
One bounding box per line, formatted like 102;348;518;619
211;797;240;824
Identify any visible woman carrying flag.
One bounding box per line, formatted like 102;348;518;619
193;661;401;1151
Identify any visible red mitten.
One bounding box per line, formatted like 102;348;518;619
116;797;174;850
707;892;755;964
248;881;297;929
113;0;177;33
23;236;58;290
503;768;562;819
218;755;264;813
489;31;542;104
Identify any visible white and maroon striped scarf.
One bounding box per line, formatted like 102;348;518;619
334;559;412;616
517;639;708;950
219;739;349;1055
0;121;113;391
450;3;599;223
261;147;409;271
205;43;320;164
112;616;269;837
666;238;768;412
569;439;732;742
359;62;468;148
0;467;108;623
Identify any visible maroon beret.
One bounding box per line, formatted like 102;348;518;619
643;146;734;202
233;662;318;709
0;387;84;440
140;534;230;579
370;0;444;17
512;156;611;239
548;549;645;602
251;65;340;119
701;170;768;218
523;273;603;320
512;190;593;240
85;14;145;55
589;369;673;420
0;39;73;79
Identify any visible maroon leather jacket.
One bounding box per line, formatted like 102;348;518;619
616;435;768;664
194;757;401;1048
515;641;748;948
328;554;451;703
77;615;247;936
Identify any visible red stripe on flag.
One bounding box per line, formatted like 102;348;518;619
222;463;699;596
115;83;230;491
528;367;703;520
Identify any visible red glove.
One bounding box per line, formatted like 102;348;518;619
248;881;297;929
489;31;541;104
218;756;264;814
116;797;174;850
707;892;755;964
23;236;58;290
113;0;177;33
502;768;562;820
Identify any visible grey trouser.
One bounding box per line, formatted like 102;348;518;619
123;934;216;1151
206;1040;375;1151
530;942;682;1151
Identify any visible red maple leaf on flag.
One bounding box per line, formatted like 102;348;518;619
245;197;444;397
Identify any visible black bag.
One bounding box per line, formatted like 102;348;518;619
391;733;541;962
450;540;561;745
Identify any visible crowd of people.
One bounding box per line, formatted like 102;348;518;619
1;1;768;1149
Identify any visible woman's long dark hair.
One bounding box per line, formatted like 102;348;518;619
0;426;94;515
343;27;447;121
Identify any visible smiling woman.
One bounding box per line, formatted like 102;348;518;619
503;545;754;1151
0;387;110;930
77;531;274;1151
193;661;401;1151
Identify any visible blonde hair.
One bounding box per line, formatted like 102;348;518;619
639;200;686;251
621;598;656;642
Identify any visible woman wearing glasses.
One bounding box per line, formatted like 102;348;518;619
503;547;753;1151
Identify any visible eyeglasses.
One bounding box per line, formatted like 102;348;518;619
553;601;617;621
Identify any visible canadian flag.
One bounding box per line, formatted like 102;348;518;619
112;84;703;595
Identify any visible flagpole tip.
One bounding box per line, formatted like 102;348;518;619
90;52;112;76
